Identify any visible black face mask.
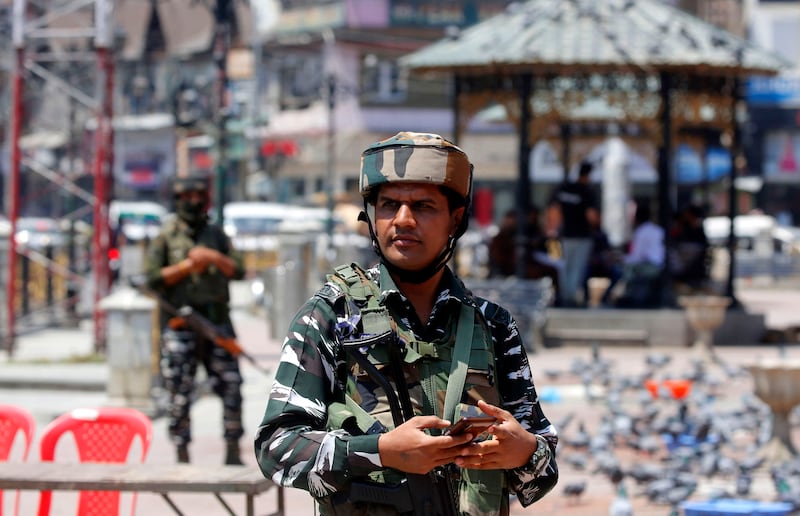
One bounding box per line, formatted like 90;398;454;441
176;198;207;226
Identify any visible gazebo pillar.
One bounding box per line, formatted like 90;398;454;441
452;74;462;143
658;72;675;302
515;73;533;279
725;76;744;306
560;123;572;183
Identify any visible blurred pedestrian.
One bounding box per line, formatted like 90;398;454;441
547;161;600;307
669;203;710;293
603;200;665;307
488;208;560;296
144;175;246;465
585;217;614;283
488;209;518;277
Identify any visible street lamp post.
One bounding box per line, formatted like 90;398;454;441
326;74;336;248
5;0;25;354
725;59;746;307
213;0;233;225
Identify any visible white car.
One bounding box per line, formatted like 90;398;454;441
109;201;168;242
704;214;800;277
704;214;799;253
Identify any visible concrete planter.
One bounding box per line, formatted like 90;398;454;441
678;295;732;358
748;359;800;462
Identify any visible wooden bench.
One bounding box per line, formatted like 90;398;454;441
0;462;284;516
463;277;554;352
544;327;649;347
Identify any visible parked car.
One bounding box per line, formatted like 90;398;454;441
704;214;800;253
0;215;9;239
108;201;168;281
109;200;167;243
222;202;337;252
703;214;800;278
14;217;68;250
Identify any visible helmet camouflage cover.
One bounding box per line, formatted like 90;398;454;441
359;131;472;201
172;175;208;196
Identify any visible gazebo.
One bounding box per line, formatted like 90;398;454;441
401;0;789;301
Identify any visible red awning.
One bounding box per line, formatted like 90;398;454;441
260;139;299;157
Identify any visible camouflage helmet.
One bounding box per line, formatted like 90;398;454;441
359;131;472;202
172;175;208;197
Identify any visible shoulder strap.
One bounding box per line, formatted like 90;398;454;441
442;303;474;423
332;263;391;335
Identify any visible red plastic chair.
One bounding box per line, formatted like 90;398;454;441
0;404;36;516
36;407;153;516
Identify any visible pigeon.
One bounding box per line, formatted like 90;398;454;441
737;454;764;474
563;452;589;470
645;352;671;369
642;478;675;502
555;411;575;433
627;462;664;484
628;434;662;457
736;473;752;496
664;483;695;507
562;480;587;503
593;451;622;478
609;483;633;516
544;368;562;380
564;421;591;449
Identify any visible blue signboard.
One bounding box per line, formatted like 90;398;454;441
746;76;800;106
675;144;731;184
390;0;508;27
706;147;732;181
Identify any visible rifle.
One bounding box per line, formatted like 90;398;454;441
130;275;270;376
342;333;459;516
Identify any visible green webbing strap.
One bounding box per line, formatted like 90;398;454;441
345;395;382;433
442;303;475;423
334;263;369;301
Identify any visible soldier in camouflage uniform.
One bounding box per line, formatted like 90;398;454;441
145;175;246;465
254;132;558;515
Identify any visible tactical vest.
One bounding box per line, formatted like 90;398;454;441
322;263;507;516
160;218;231;323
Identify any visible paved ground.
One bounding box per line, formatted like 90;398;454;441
2;279;799;515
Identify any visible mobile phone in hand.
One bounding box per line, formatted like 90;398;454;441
445;416;497;439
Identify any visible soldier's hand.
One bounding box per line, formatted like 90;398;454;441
454;400;539;470
378;416;473;474
188;246;219;271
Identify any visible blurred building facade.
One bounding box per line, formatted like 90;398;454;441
745;0;800;226
251;0;515;209
1;0;799;224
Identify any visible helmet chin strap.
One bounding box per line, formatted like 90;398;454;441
358;208;456;285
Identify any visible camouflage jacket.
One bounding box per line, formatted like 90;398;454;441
254;264;558;513
144;217;244;325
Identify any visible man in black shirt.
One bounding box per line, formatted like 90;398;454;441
547;161;600;307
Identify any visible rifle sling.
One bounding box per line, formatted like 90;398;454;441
443;303;475;424
342;333;406;428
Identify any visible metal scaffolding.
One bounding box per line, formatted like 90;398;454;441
5;0;114;354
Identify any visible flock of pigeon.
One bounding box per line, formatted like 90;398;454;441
541;345;800;515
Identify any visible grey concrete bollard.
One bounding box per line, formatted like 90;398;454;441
98;287;157;414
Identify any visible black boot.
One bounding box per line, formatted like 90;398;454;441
177;444;190;464
225;440;243;466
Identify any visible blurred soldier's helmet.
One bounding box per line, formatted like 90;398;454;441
172;175;209;226
173;175;208;197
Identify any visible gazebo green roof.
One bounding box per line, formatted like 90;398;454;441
401;0;790;77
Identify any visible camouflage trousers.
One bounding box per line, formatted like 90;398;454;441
160;326;243;446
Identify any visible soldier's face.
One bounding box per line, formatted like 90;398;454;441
373;183;463;272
